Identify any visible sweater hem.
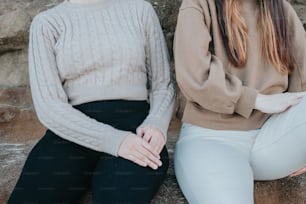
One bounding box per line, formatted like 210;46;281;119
182;102;270;131
68;85;148;106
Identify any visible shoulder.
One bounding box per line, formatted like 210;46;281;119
178;0;213;25
113;0;156;19
30;3;65;33
119;0;159;20
281;0;305;39
281;0;303;25
116;0;153;10
34;3;64;22
180;0;211;13
282;0;299;18
282;0;294;10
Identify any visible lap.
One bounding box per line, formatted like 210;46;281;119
10;131;169;204
174;125;254;204
92;147;169;204
251;100;306;180
251;125;306;180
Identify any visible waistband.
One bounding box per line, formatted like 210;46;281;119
73;100;149;114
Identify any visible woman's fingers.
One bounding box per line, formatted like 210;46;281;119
255;92;306;114
287;92;306;106
289;166;306;177
137;127;145;137
140;127;165;154
142;132;152;142
137;127;152;142
290;97;302;106
150;135;165;154
137;145;162;169
118;133;161;170
126;149;160;170
127;154;148;167
141;139;160;159
289;92;306;100
296;91;306;98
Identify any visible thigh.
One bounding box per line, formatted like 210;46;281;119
92;147;169;204
8;130;98;204
251;98;306;180
174;125;254;204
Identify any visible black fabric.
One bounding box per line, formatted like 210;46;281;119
8;100;169;204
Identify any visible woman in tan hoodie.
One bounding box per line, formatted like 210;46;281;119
174;0;306;203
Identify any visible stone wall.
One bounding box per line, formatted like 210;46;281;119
1;0;306;203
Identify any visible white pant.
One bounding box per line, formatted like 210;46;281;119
174;98;306;204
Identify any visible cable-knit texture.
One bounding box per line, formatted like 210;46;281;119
28;0;175;156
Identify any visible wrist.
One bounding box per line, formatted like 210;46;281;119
255;93;264;110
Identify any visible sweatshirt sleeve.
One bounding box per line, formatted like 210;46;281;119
28;15;130;156
174;3;257;119
137;3;175;140
286;2;306;92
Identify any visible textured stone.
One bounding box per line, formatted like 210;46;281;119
0;10;31;53
0;105;19;123
0;141;36;204
0;50;29;87
0;88;46;142
150;0;181;58
0;87;32;106
0;108;46;142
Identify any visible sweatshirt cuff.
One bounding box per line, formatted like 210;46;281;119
235;86;258;118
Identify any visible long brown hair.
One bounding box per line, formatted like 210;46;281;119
215;0;295;73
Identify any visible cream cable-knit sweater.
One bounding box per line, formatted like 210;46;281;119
29;0;175;156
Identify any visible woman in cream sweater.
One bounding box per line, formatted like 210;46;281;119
8;0;175;203
174;0;306;203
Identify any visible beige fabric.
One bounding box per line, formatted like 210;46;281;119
174;0;306;130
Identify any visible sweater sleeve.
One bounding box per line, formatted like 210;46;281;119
174;4;257;119
286;2;306;92
28;15;129;156
137;3;175;140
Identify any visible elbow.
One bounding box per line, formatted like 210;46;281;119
34;106;51;129
32;98;59;128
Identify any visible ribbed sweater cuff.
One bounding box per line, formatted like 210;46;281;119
101;130;130;157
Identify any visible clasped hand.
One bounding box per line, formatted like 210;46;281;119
118;126;165;170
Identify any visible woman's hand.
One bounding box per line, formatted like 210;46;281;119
118;133;162;170
137;126;166;155
289;166;306;177
255;92;306;114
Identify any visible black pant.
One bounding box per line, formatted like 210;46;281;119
8;100;169;204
